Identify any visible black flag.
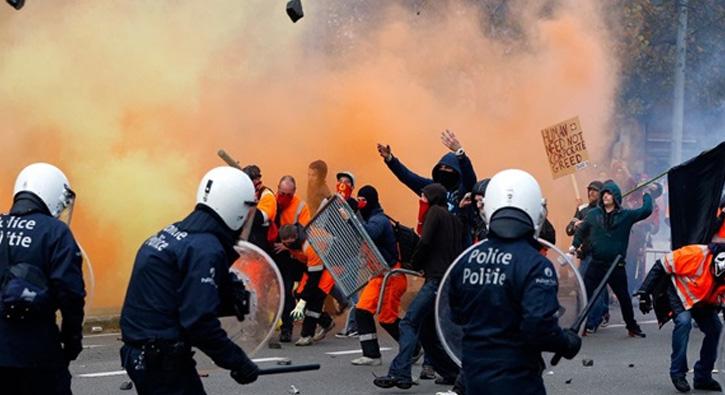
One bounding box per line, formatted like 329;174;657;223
668;141;725;249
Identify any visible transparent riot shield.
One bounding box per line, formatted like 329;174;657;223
220;241;284;357
435;238;587;366
718;327;725;387
78;243;95;315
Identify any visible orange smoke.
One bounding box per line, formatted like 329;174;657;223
0;0;618;310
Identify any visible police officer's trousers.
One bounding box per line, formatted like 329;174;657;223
121;344;205;395
0;365;72;395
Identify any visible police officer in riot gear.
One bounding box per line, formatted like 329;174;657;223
0;163;85;395
120;166;260;394
448;169;581;394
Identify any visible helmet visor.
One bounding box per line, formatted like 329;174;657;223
57;185;76;225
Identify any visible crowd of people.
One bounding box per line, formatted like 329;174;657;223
0;131;723;395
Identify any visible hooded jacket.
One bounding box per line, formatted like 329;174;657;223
385;152;476;214
410;184;464;280
572;181;653;265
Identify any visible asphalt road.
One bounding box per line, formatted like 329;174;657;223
70;308;722;395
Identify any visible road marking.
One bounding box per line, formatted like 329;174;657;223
326;347;392;356
84;332;121;338
82;344;108;349
78;370;126;378
76;357;290;378
602;319;658;329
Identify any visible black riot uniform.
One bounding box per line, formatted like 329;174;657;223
120;205;258;394
0;193;85;395
449;235;580;394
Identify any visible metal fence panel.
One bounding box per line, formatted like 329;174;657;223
305;195;389;297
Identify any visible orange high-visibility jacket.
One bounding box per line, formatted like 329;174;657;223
662;244;725;309
278;195;311;227
292;241;335;295
257;188;277;226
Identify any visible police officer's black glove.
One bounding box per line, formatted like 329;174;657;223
634;291;652;314
62;334;83;361
230;362;259;385
561;329;581;360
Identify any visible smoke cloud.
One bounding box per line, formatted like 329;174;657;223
0;0;619;309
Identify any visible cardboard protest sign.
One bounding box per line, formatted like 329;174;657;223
541;116;590;179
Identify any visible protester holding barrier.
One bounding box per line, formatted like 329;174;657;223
350;185;408;366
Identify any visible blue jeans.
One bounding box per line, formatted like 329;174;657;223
388;279;459;380
670;307;723;380
581;256;610;330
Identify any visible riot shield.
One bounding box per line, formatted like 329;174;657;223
435;238;587;367
306;195;389;298
78;243;96;315
220;241;284;357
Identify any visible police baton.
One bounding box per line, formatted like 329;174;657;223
550;254;622;366
258;363;320;375
218;149;242;170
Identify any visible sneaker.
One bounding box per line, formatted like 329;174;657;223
582;327;595;337
435;391;458;395
693;377;722;391
373;375;413;390
628;327;646;338
295;336;313;346
600;313;610;327
268;339;282;349
312;322;336;342
351;356;382;366
671;376;691;393
420;365;436;380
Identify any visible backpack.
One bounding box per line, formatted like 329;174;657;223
385;215;420;265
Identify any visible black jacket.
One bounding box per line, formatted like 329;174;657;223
411;184;464;280
120;206;253;371
0;196;85;368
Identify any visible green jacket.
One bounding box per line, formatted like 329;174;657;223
573;181;653;265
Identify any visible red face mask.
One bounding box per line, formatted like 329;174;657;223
276;193;293;209
417;199;430;234
357;198;368;210
336;182;352;200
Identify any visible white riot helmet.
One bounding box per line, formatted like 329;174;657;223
196;167;256;231
14;163;76;221
483;169;547;239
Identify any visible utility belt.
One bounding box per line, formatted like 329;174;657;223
126;339;194;372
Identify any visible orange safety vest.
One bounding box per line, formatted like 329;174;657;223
662;245;725;309
293;241;335;295
257;188;277;226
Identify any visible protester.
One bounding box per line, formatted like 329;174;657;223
572;180;655;337
373;183;462;390
636;236;725;392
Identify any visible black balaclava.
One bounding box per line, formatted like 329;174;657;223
357;185;380;220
